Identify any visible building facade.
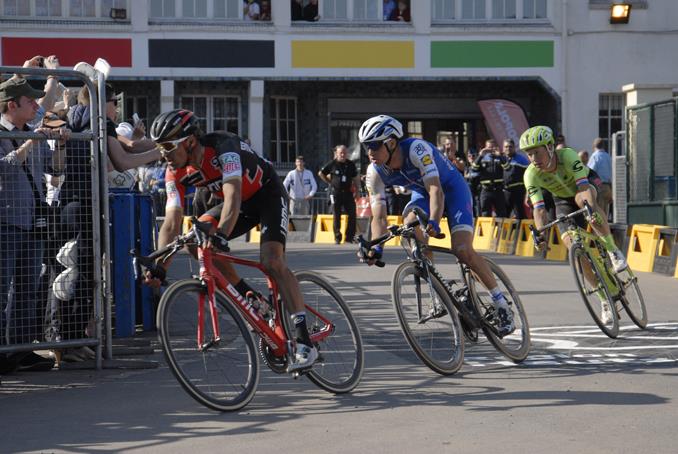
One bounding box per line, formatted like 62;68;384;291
1;0;676;174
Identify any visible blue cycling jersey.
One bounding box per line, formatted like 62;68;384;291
365;138;474;233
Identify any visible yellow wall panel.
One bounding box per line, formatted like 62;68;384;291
292;40;414;68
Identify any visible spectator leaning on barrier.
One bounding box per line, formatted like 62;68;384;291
588;137;613;219
472;139;508;217
501;139;529;219
283;155;317;215
0;76;70;374
319;144;360;244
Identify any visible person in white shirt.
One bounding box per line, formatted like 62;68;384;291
283;155;317;215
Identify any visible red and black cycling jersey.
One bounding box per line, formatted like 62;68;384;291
165;131;275;210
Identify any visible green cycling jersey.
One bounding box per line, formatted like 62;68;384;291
523;147;591;208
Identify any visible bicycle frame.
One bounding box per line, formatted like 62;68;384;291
563;226;620;297
196;246;334;356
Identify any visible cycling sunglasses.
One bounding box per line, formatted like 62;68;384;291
157;136;190;157
363;141;383;151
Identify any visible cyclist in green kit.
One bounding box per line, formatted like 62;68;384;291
520;126;627;323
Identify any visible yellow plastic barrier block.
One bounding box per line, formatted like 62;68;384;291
428;218;452;249
545;224;568;261
515;219;540;257
472;217;497;251
497;218;520;255
249;224;261;243
182;216;193;235
627;224;665;272
675;255;678;278
314;214;348;243
385;215;403;247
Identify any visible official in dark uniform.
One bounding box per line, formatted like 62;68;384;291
319;144;360;244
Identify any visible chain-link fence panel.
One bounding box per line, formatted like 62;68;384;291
628;106;651;203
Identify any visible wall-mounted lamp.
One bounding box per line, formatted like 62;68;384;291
110;8;127;20
610;3;631;24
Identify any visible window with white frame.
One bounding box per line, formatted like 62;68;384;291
522;0;546;19
182;0;207;17
213;0;240;18
69;0;95;17
150;0;175;17
322;0;348;20
353;0;379;21
432;0;454;20
599;93;625;151
269;97;298;164
36;0;63;16
461;0;484;19
492;0;516;19
2;0;129;18
407;121;423;139
2;0;31;15
180;95;241;135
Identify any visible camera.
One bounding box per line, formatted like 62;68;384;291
36;57;45;68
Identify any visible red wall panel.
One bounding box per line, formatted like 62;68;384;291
2;37;132;67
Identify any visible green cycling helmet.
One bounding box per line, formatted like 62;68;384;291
519;125;555;151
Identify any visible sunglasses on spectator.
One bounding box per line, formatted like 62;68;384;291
157;136;190;157
363;141;383;151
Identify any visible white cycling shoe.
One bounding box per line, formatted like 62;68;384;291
288;343;318;372
607;249;628;273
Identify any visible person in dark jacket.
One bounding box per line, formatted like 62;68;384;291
501;139;529;219
472;139;507;217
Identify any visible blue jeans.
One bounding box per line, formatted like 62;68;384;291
0;224;44;345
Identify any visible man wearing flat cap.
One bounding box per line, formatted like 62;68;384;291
0;75;70;373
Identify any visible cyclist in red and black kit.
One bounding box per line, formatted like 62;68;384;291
143;109;317;370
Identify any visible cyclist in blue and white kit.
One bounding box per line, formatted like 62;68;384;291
359;115;515;336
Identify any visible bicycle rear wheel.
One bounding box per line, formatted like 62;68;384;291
616;269;648;329
157;279;260;412
392;262;464;375
294;271;364;394
569;244;619;338
464;257;531;363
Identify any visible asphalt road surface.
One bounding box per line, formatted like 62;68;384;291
2;242;677;453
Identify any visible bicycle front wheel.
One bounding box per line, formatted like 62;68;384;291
569;244;619;338
157;279;260;412
616;269;648;329
392;262;464;375
465;257;531;363
295;271;364;394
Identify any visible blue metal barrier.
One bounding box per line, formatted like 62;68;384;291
110;191;157;337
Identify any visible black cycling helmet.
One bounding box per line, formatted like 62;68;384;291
150;109;199;142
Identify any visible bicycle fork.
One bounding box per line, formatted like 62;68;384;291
197;254;221;352
414;263;446;324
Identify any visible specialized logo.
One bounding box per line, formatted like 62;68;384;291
454;210;463;224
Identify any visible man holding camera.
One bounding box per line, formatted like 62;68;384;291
0;61;69;374
471;139;508;217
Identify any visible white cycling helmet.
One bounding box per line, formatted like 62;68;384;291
358;115;404;145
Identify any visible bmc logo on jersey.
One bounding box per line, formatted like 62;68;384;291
413;143;426;156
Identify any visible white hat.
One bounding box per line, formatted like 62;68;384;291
116;121;134;140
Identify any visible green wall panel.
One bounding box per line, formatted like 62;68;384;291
431;40;554;68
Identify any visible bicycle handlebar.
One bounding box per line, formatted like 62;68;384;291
356;207;445;267
130;216;231;283
529;200;595;246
